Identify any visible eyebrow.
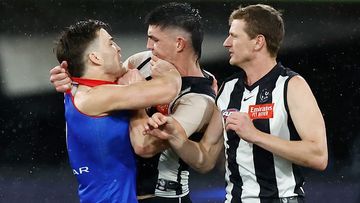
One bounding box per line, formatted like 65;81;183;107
148;35;158;41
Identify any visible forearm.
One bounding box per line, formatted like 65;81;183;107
167;123;222;173
90;70;181;113
169;107;224;173
169;137;214;173
134;133;169;158
124;69;181;108
253;130;328;170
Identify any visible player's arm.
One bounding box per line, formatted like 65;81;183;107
174;106;224;173
49;51;152;92
278;76;328;170
81;60;181;115
131;94;215;157
147;106;224;173
227;76;328;170
130;109;170;157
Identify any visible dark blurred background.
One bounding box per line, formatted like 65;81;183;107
0;0;359;202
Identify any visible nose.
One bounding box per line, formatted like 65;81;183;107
116;43;121;52
223;36;231;48
146;38;153;50
113;42;121;53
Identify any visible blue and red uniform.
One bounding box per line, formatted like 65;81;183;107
64;78;137;203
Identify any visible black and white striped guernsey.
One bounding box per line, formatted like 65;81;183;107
216;63;305;202
132;51;216;198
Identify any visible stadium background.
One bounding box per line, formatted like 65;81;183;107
0;0;359;202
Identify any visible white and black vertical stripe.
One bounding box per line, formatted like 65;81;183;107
217;64;305;202
252;77;279;200
226;78;245;203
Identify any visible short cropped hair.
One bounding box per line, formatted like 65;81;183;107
55;19;109;77
145;2;204;61
229;4;285;57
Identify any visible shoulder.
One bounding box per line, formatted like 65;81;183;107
287;75;315;107
175;93;214;107
288;75;308;89
125;50;152;70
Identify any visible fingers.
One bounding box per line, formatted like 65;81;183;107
154;113;169;124
53;77;72;92
49;63;72;92
147;113;168;128
145;128;168;140
48;61;73;93
50;71;69;83
225;123;236;131
55;84;72;92
50;61;70;83
151;55;159;62
150;55;158;67
147;117;160;129
49;66;64;80
60;61;68;70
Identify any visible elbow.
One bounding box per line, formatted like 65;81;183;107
306;149;328;171
133;144;146;156
312;140;328;171
196;164;215;174
193;155;215;174
133;144;156;158
312;154;328;171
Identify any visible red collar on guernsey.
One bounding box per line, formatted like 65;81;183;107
71;77;117;87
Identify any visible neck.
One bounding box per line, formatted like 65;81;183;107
174;53;203;77
241;56;277;86
72;77;117;87
82;66;118;82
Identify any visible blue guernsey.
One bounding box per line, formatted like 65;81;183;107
64;92;137;203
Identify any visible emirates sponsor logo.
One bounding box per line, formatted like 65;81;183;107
248;103;274;119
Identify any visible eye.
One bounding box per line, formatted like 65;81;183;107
148;36;159;42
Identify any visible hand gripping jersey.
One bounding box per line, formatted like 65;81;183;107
65;92;137;203
217;63;305;202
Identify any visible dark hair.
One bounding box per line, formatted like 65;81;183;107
229;4;284;57
55;19;109;77
145;2;203;61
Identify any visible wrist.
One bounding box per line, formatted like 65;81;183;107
168;129;186;150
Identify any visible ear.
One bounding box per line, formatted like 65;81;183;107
175;37;186;52
254;34;265;51
88;52;102;66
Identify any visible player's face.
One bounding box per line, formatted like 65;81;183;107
98;28;125;78
223;19;255;67
146;25;177;63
